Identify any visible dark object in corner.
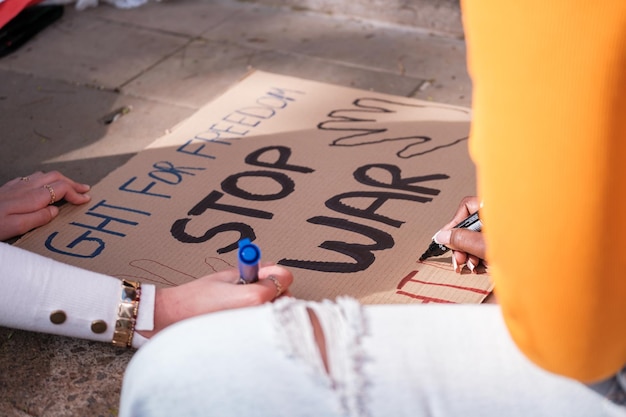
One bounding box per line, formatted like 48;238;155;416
0;5;64;58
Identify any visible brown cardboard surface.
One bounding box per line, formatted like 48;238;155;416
15;71;492;304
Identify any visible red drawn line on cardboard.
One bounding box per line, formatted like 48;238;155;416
417;259;454;271
115;259;194;286
395;291;455;304
116;257;234;287
398;270;489;295
204;257;234;273
396;268;490;303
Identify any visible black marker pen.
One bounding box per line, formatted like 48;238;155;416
419;211;482;261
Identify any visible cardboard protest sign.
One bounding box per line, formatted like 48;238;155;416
15;71;493;304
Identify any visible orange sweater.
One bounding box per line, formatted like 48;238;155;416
462;1;626;382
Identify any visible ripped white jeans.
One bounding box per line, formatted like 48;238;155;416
119;299;626;417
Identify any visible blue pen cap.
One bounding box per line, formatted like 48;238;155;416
238;238;261;283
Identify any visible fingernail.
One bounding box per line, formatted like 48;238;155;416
434;229;451;245
451;256;458;272
49;205;59;217
467;259;475;273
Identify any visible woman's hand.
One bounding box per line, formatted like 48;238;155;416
0;171;91;241
142;263;294;338
433;196;486;273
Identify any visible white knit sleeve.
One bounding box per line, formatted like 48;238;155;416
0;242;155;348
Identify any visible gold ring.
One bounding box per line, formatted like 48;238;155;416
266;275;283;298
20;176;30;182
43;184;56;205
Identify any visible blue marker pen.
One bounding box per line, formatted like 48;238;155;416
238;238;261;284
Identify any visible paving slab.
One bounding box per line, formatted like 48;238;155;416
93;0;241;37
246;0;464;38
204;3;470;104
0;7;189;90
0;69;194;186
122;38;425;108
0;327;132;417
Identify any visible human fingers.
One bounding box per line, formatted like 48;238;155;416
211;264;293;302
29;171;88;189
5;171;49;190
17;182;68;208
47;179;91;205
448;250;464;273
451;250;482;274
256;265;294;301
4;172;90;206
0;185;57;218
466;254;482;273
31;180;90;207
4;175;36;188
449;228;486;260
20;171;90;196
38;171;91;204
0;206;58;241
1;172;45;190
173;266;291;323
441;196;482;231
435;228;486;260
148;266;294;337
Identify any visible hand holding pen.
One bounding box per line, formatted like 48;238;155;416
137;262;293;340
236;238;289;297
420;196;486;273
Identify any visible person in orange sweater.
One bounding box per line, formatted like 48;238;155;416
462;0;626;385
119;1;626;415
